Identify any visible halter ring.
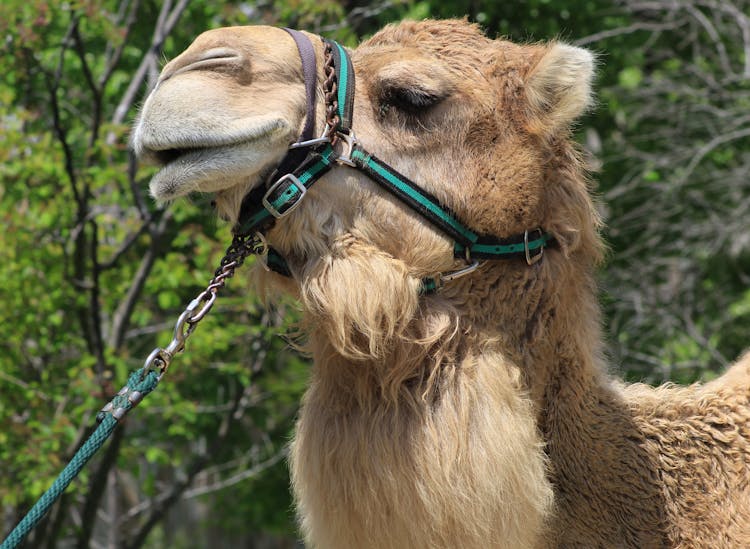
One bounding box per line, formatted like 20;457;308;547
333;130;358;167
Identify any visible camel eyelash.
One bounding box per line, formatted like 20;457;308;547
377;86;445;123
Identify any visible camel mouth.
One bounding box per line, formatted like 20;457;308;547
133;118;293;201
146;140;287;201
151;146;195;166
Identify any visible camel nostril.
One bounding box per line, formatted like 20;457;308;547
161;48;242;82
195;47;241;63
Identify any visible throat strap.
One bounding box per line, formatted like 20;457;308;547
234;145;336;236
350;145;552;261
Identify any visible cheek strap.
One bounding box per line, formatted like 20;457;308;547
282;28;318;142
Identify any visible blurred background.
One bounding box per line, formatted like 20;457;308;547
1;0;748;546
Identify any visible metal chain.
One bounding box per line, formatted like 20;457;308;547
323;41;340;144
140;232;264;381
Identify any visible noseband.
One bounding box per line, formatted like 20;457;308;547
234;29;553;292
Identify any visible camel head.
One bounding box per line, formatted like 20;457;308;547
133;19;601;360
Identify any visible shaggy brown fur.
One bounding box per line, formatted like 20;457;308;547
132;19;750;548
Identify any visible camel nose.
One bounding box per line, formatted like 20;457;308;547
158;47;242;84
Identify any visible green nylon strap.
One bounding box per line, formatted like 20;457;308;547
297;146;335;185
351;148;479;246
1;368;160;549
349;148;553;260
454;233;551;258
326;40;354;131
420;278;439;294
334;42;349;125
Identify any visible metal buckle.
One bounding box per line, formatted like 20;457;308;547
262;174;307;219
524;229;544;266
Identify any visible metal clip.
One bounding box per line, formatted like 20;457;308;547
253;231;268;255
185;289;218;324
437;260;481;285
289;135;330;149
251;232;271;272
142;347;173;379
290;124;332;150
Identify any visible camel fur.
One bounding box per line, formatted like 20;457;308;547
132;19;750;548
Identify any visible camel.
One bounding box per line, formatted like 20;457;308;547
132;19;750;548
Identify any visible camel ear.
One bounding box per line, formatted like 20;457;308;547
525;43;595;133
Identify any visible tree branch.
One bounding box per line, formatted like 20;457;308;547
71;22;105;150
107;210;173;351
122;385;245;549
99;0;142;90
574;20;688;46
181;450;286;500
99;218;153;271
109;0;190;131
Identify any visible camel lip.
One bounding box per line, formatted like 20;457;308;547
151;146;196;166
147;139;287;202
139;135;268;168
132;116;291;165
134;117;292;201
145;143;234;168
152;144;224;168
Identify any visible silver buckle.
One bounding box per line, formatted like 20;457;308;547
524;229;544;265
262;174;307;219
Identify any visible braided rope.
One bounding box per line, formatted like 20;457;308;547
1;368;160;549
322;41;340;144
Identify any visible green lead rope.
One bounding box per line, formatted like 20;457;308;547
1;368;161;549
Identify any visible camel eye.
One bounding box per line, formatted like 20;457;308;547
379;86;443;117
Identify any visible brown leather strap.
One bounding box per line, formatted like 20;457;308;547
282;28;317;142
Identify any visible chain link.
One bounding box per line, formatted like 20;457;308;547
323;42;340;145
142;232;264;379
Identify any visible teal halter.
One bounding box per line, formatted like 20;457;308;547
234;31;553;292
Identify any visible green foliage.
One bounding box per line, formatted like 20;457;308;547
0;0;336;546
